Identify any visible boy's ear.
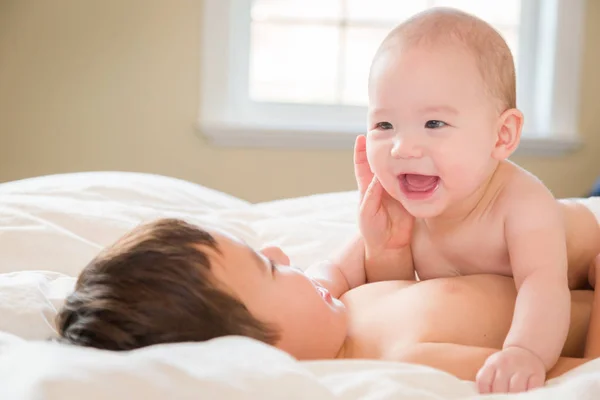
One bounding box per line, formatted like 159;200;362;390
491;108;523;160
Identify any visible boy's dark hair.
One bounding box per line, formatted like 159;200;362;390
56;218;279;351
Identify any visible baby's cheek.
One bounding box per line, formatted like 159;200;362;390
366;140;389;180
366;143;398;197
443;156;486;193
380;176;403;203
365;137;378;169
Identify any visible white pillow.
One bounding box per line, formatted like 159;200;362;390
0;271;74;340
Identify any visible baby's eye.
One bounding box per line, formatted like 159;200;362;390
375;122;394;130
424;120;447;129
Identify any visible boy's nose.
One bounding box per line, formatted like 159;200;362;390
391;135;423;159
259;246;291;266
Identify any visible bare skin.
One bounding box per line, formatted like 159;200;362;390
311;136;600;393
352;7;595;392
367;37;572;391
212;231;600;387
364;259;600;383
409;161;600;289
339;274;593;373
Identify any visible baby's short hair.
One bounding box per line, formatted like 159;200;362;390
373;7;516;111
56;218;279;351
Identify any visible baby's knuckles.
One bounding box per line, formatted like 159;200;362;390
482;347;545;392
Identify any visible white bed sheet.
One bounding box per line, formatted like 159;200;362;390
1;171;599;399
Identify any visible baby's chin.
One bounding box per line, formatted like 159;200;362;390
378;179;446;219
395;192;448;220
404;202;446;219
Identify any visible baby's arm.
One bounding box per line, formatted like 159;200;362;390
306;234;415;298
305;234;366;298
502;194;570;370
311;134;416;297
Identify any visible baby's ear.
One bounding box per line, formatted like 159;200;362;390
491;108;523;160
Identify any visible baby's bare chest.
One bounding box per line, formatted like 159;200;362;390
411;219;512;280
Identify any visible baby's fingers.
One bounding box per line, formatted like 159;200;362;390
360;176;384;218
476;363;496;394
491;368;511;393
526;372;545;391
508;372;531;393
354;135;374;200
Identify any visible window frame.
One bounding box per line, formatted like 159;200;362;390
197;0;585;155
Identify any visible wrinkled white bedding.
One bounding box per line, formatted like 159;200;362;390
1;171;600;399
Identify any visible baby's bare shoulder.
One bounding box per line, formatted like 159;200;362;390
496;162;556;211
493;162;560;228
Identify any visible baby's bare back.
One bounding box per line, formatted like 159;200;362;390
411;161;600;285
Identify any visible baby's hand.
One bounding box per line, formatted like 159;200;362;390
354;135;414;257
476;346;546;393
305;260;341;297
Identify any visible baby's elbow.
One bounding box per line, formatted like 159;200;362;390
523;267;569;292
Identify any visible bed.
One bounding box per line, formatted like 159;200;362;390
1;171;600;399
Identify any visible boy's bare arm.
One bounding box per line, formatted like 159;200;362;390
584;257;600;358
559;199;600;288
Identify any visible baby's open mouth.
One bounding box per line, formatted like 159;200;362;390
399;174;440;198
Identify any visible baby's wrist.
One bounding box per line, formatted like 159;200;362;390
502;345;548;369
365;243;406;261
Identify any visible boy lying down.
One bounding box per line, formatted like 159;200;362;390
57;205;600;391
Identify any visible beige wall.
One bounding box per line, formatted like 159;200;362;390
0;0;599;202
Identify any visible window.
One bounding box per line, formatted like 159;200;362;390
249;0;521;107
199;0;585;154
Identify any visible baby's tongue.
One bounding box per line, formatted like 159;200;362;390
405;174;438;192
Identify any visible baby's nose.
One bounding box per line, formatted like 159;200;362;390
391;136;423;159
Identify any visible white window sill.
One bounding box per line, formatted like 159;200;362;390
198;0;586;159
197;123;582;157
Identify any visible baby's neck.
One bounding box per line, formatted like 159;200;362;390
425;160;507;232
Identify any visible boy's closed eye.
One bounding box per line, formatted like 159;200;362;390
269;261;303;277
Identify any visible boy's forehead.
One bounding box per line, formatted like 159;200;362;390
206;229;258;261
203;230;266;282
209;228;244;244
